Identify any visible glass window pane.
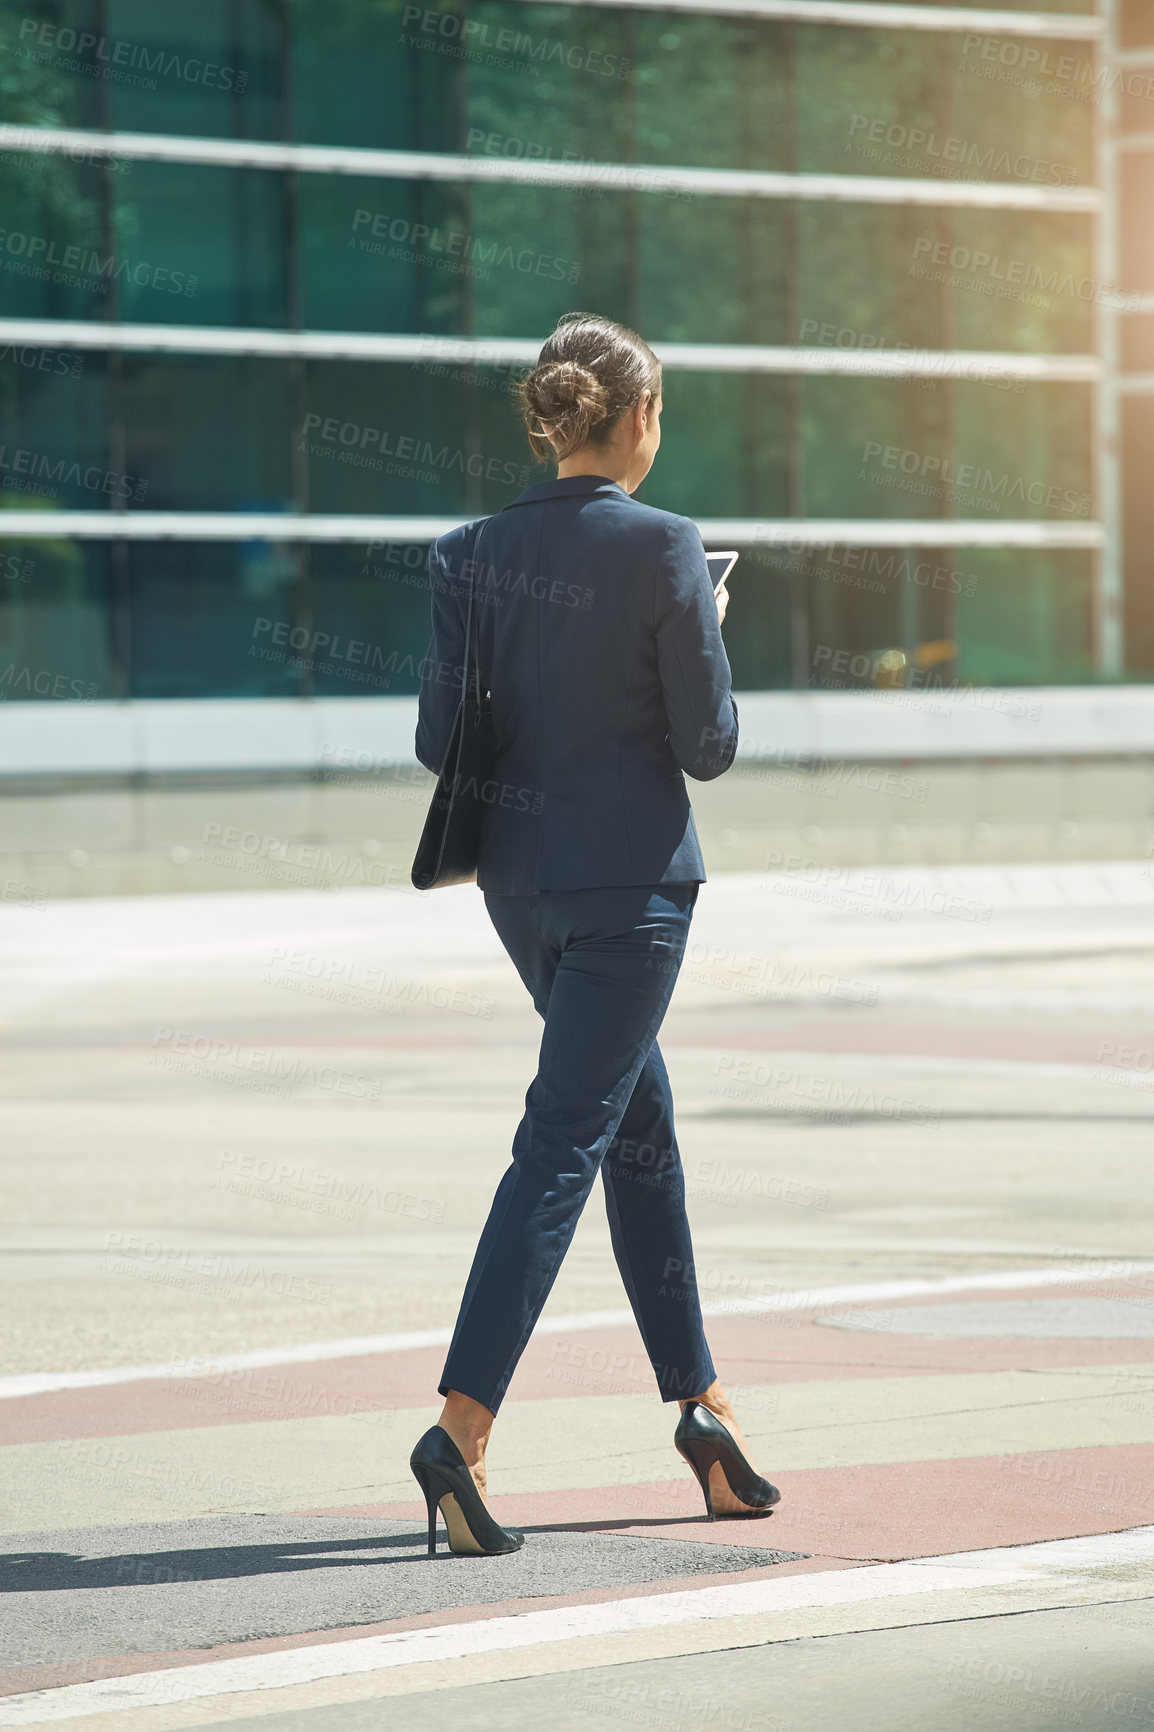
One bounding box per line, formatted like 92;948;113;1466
0;348;110;510
293;0;461;152
800;204;949;351
2;0;104;131
469;181;631;338
114;162;287;327
0;152;106;321
105;0;283;140
462;4;636;169
799;26;942;178
127;539;299;697
944;211;1093;355
309;543;433;698
639;373;790;520
803;377;950;520
301;361;535;518
955;551;1093;683
0;535;114;702
639;195;789;347
119;356;293;512
4;0;283;140
954;380;1092;522
716;548;795;692
950;34;1093;186
298;175;471;336
733;540;972;693
804;544;910;689
464;5;790;173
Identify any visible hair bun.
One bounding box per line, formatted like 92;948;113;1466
528;360;607;419
521;361;609;460
514;314;662;464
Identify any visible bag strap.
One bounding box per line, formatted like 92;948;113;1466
460;516;490;708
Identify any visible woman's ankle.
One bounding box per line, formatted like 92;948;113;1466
681;1380;734;1420
438;1390;495;1464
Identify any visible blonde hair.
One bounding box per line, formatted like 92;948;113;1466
515;312;662;463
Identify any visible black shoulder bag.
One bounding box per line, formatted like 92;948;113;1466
411;521;496;891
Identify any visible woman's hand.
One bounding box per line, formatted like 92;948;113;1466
715;583;729;626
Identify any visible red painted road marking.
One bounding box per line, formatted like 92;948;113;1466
3;1281;1152;1444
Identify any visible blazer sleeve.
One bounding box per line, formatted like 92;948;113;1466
654;516;739;781
414;536;467;774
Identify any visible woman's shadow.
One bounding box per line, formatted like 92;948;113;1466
0;1532;437;1592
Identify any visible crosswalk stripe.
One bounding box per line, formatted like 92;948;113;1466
3;1528;1153;1725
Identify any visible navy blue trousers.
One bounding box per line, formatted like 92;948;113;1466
438;882;717;1415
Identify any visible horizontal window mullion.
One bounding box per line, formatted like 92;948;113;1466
0;511;1104;548
0;319;1101;379
0;124;1100;212
492;0;1101;38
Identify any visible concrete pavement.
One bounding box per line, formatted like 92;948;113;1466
1;862;1153;1726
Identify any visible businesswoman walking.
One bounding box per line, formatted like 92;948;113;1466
411;312;779;1555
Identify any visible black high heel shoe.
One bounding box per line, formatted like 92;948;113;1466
409;1426;524;1557
674;1400;781;1521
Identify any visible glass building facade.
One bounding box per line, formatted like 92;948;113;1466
0;0;1150;707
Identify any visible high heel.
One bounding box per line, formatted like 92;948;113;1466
674;1400;780;1520
409;1426;524;1557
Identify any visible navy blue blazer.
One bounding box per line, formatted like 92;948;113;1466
414;474;739;895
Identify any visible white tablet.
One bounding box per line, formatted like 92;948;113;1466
705;551;739;595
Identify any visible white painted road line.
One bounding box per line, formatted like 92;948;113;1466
2;1528;1153;1725
5;1264;1154;1400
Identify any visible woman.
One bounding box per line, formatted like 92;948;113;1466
411;312;779;1556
